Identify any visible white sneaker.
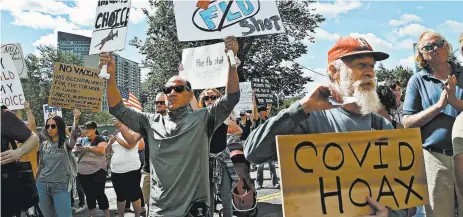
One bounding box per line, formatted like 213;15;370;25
75;205;87;213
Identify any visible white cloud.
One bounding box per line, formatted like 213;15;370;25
389;14;422;26
140;67;150;82
392;23;430;38
349;32;393;52
395;39;415;50
309;0;362;20
313;28;341;42
439;20;463;33
416;6;423;10
11;11;77;30
33;29;92;48
398;55;415;69
0;0;70;15
67;0;98;26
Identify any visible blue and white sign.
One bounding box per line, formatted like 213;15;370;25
173;0;285;41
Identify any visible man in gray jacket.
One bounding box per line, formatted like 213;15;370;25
99;36;240;217
244;36;415;217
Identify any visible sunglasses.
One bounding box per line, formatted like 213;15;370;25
163;85;190;94
45;124;57;130
155;101;166;105
421;40;445;52
203;95;218;101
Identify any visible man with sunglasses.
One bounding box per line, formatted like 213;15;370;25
402;30;463;217
100;36;240;217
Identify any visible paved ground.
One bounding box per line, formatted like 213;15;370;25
71;163;283;217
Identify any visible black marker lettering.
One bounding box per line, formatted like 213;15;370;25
319;176;343;214
399;142;415;171
373;142;388;169
294;141;317;173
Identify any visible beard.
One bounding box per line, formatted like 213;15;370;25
333;64;381;116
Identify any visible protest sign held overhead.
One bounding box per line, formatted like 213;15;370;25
180;42;229;89
49;63;105;112
1;53;25;110
276;129;428;217
1;43;27;78
252;78;274;104
89;0;131;55
174;0;286;42
42;104;63;123
233;82;253;114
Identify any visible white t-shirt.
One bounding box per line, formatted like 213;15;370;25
110;133;141;173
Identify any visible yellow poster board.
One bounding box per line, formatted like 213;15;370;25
276;128;428;217
49;63;105;112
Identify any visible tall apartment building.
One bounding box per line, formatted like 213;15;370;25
83;54;141;111
57;31;91;58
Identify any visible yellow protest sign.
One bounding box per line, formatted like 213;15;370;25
49;63;105;112
276;128;428;217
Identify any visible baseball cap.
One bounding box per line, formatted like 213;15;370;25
328;36;389;63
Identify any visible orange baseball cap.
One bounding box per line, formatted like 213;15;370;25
328;36;389;63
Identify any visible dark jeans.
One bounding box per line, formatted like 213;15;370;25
71;177;86;207
78;169;109;210
256;161;279;186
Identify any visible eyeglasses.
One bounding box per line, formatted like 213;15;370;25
155;101;165;105
45;124;57;130
203;95;218;101
163;85;190;94
421;40;445;52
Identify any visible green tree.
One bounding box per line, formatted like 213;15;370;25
22;45;113;127
375;63;414;100
133;0;324;103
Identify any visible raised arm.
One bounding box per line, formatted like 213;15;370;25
100;53;152;134
24;102;38;134
244;101;308;164
205;37;241;131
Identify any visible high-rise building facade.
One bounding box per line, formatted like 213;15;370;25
57;31;91;58
83;54;141;111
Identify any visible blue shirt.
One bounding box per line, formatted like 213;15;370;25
403;64;463;149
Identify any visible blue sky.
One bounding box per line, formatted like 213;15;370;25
1;0;463;91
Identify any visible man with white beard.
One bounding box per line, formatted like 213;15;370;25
244;36;415;217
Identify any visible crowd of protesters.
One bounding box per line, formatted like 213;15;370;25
1;31;463;217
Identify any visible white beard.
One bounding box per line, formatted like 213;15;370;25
333;64;381;116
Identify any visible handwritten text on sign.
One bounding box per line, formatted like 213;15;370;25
1;54;25;110
180;42;229;90
233;82;253;114
276;129;428;217
89;0;131;55
174;0;285;41
49;63;105;112
1;43;27;78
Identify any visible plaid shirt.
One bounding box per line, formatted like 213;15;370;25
209;148;238;194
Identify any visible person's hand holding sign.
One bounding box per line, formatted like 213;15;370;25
224;36;239;67
98;52;115;79
357;196;389;217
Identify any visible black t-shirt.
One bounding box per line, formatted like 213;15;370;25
1;109;32;152
210;123;228;154
89;135;106;147
253;117;267;129
239;119;252;141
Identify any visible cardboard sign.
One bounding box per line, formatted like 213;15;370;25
180;42;229;89
252;78;274;104
174;0;286;41
42;104;63;123
49;63;105;112
233;82;253;114
89;0;131;55
1;54;25;110
276;129;428;217
1;43;27;78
